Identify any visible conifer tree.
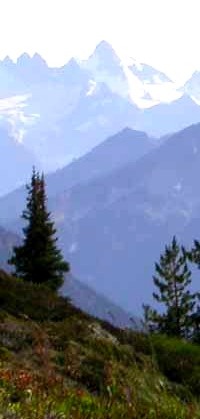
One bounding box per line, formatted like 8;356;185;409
9;168;69;291
186;240;200;340
187;240;200;268
144;236;196;338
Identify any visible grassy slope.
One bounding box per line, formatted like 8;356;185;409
0;270;200;418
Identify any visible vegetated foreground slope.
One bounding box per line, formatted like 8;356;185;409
0;269;200;418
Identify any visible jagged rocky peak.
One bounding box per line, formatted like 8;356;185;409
92;40;120;60
31;53;48;67
0;53;48;74
16;52;32;66
13;52;51;85
63;57;81;71
88;40;122;71
60;57;90;85
1;55;14;67
16;52;48;68
82;40;129;98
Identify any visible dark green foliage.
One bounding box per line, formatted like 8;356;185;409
9;168;69;291
0;270;74;322
145;236;196;338
187;239;200;268
184;240;200;342
79;354;106;393
87;338;135;367
150;334;200;396
49;318;90;351
111;329;200;398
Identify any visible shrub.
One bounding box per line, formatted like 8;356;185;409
151;334;200;395
0;270;75;322
79;354;106;393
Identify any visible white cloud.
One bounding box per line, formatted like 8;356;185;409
0;0;200;82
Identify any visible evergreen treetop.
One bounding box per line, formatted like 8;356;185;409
9;168;70;291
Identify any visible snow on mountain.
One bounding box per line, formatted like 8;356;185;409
0;40;199;188
122;53;182;107
80;41;131;99
80;41;181;108
183;71;200;104
129;59;171;84
0;95;39;143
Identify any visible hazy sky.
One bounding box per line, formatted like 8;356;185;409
0;0;199;82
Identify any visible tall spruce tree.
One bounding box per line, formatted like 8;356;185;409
9;168;69;291
144;236;196;338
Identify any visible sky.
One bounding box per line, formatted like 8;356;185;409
0;0;200;82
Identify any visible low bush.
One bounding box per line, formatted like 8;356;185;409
0;270;79;322
151;334;200;395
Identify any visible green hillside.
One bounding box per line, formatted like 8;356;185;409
0;270;200;418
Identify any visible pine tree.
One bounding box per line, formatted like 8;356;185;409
8;168;69;291
186;240;200;340
144;236;196;338
187;239;200;268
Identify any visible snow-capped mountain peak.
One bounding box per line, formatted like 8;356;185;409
183;71;200;104
91;40;122;68
122;56;181;107
79;42;181;108
0;40;200;195
80;41;131;100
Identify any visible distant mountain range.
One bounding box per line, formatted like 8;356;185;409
0;125;38;195
61;274;139;328
1;41;200;315
0;226;20;270
0;128;156;225
53;123;200;312
1;124;200;314
0;41;200;194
